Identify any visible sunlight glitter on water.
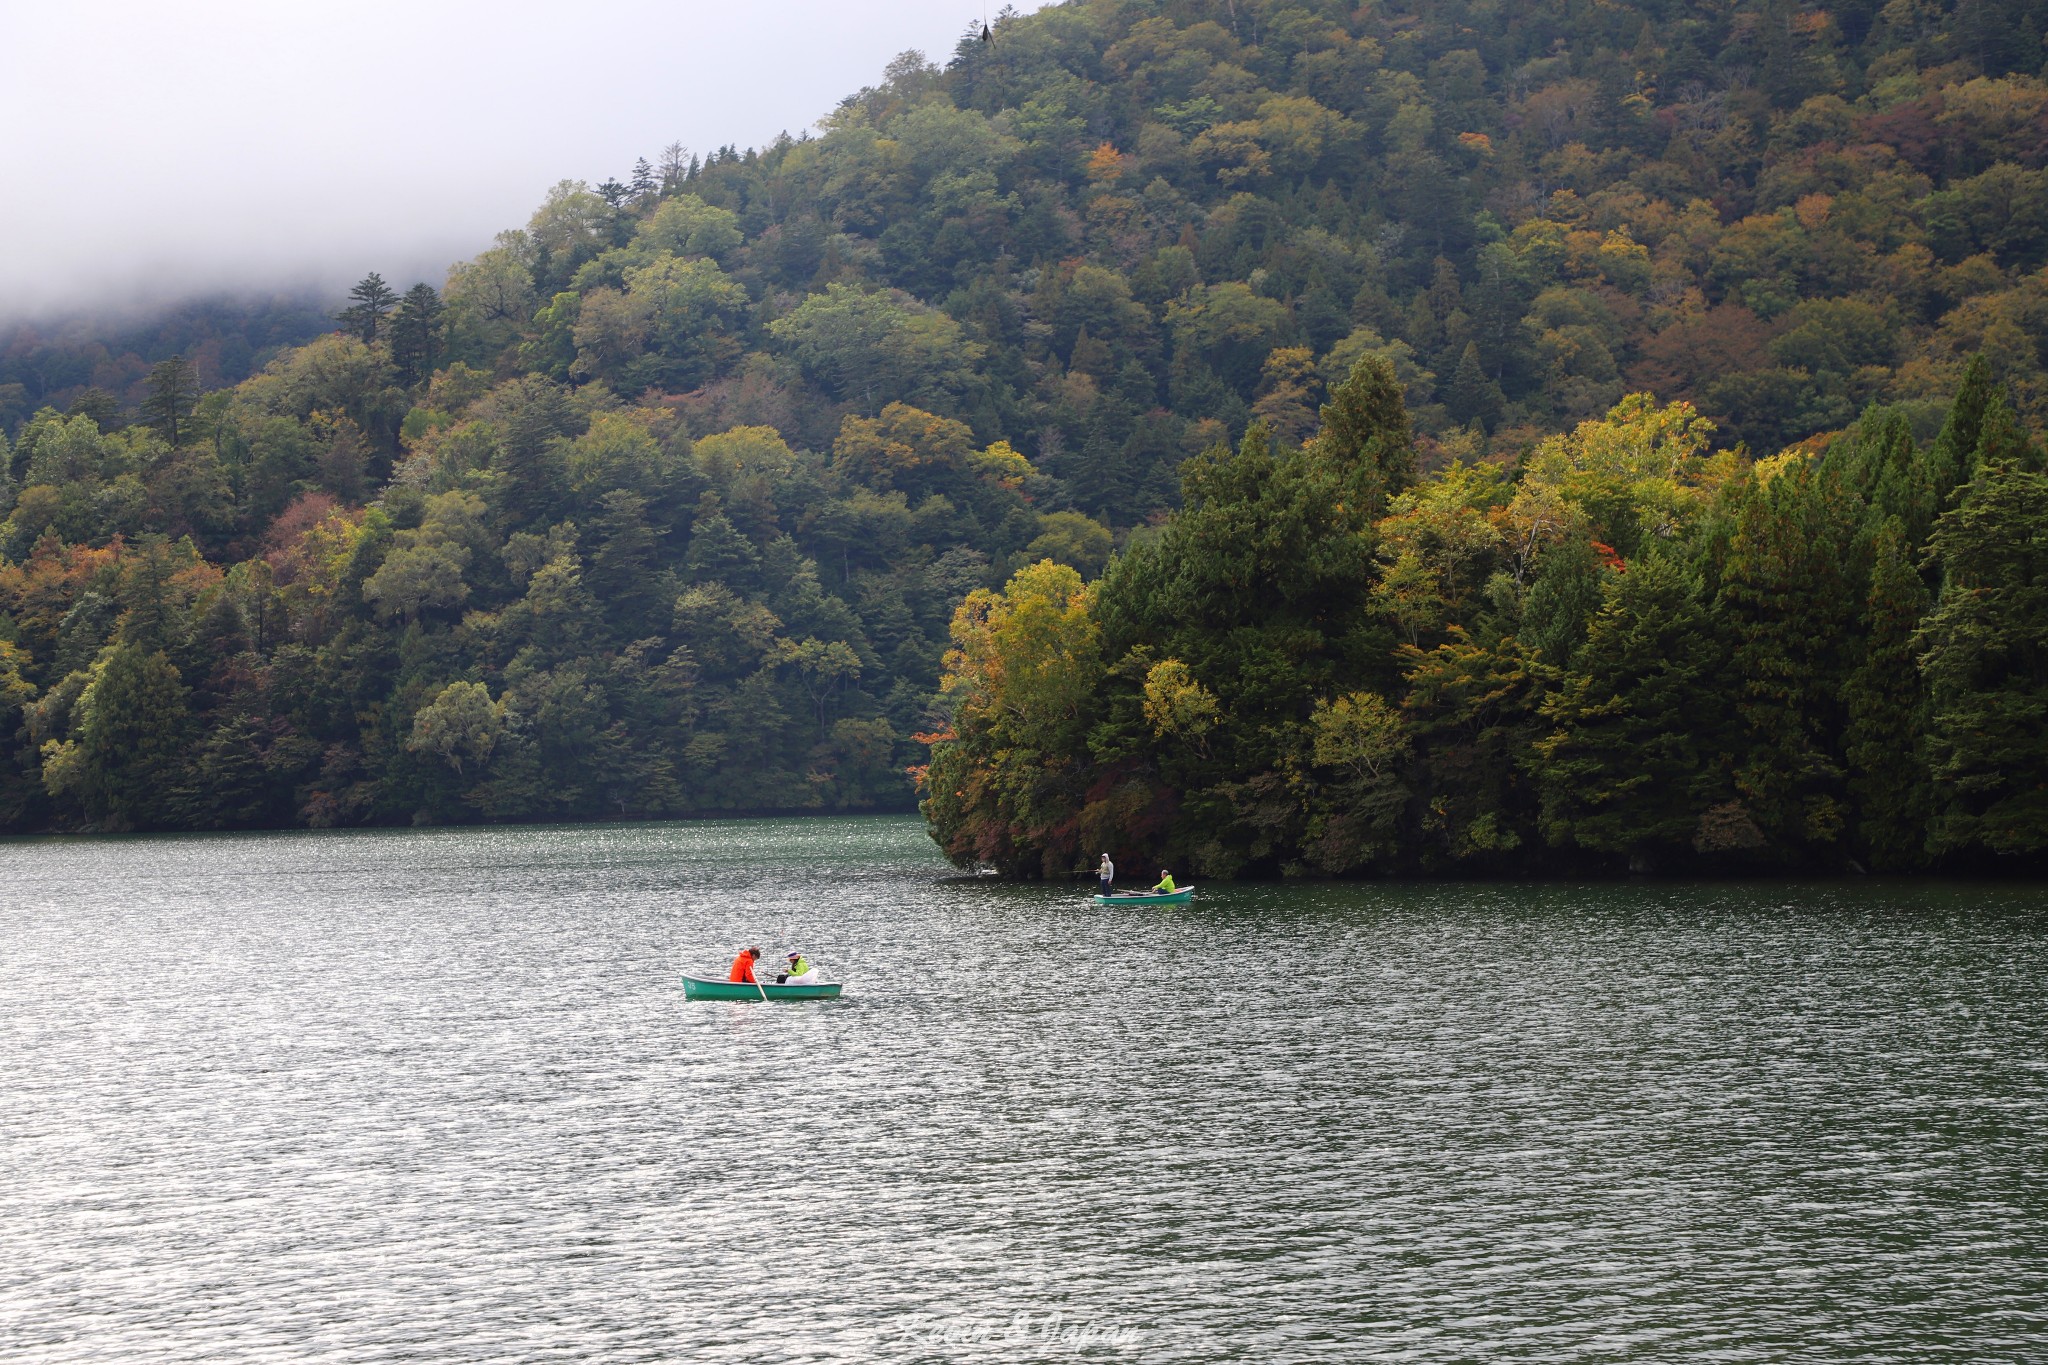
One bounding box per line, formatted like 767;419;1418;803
2;817;2045;1361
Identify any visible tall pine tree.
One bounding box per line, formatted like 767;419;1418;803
1716;460;1862;856
1308;354;1416;518
495;377;574;526
1922;354;1995;514
140;354;197;448
388;283;444;386
336;272;398;343
1916;463;2048;860
1535;554;1730;868
1444;342;1504;431
1843;519;1933;870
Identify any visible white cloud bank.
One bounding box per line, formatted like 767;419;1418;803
0;0;1044;318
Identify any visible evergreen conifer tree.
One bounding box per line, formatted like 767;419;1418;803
1923;354;1995;512
336;272;398;343
1716;462;1861;854
1309;354;1415;517
176;711;282;829
1095;417;1387;824
1523;536;1605;665
658;142;690;193
118;537;185;654
140;355;197;448
1843;519;1933;869
1840;410;1929;546
1444;342;1504;431
496;377;574;526
684;493;762;588
1068;413;1130;519
1917;463;2048;858
1534;554;1728;867
1971;391;2043;472
66;387;121;431
389;283;445;386
184;592;249;710
586;489;666;634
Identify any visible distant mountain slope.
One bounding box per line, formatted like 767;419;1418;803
18;0;2048;465
0;296;334;430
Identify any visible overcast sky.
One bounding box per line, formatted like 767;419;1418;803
0;0;1050;320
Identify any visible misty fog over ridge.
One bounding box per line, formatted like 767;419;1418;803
0;0;1048;324
0;270;449;332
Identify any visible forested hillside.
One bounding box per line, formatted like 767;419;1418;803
1;0;2044;855
929;355;2047;876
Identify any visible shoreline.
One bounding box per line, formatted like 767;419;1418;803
9;808;2039;885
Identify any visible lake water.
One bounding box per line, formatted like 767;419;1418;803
2;816;2045;1362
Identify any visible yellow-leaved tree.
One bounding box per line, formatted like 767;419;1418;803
921;560;1105;876
1519;394;1740;555
1141;658;1219;755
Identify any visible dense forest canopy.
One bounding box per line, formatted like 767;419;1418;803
930;354;2047;876
0;0;2043;870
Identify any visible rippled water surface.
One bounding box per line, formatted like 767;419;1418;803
3;817;2046;1362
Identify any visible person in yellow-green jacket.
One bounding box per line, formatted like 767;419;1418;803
1151;869;1176;893
777;951;818;985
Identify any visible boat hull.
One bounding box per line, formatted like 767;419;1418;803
1094;888;1194;905
682;975;844;1001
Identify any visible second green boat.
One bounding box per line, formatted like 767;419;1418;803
1094;888;1194;906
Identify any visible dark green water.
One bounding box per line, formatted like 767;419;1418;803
2;815;2044;1361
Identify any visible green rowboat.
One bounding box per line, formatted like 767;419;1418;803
1094;887;1194;906
682;974;844;1002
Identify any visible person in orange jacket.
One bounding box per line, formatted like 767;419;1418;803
728;946;762;983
